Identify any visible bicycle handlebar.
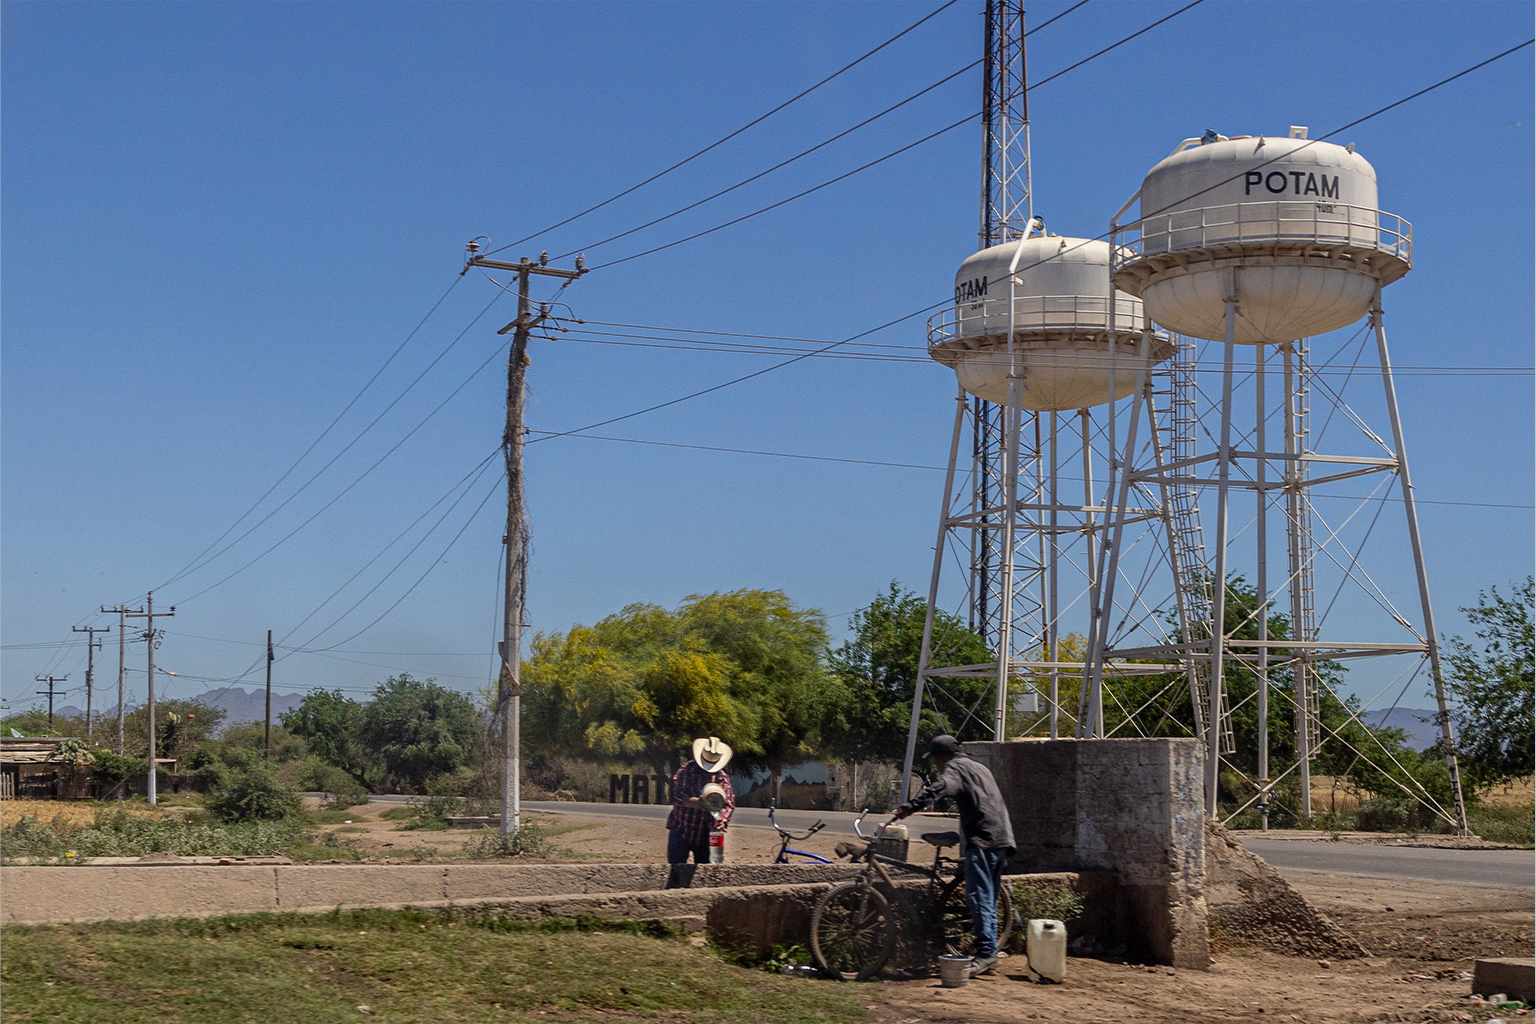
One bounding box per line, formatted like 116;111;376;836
768;805;827;841
853;808;896;841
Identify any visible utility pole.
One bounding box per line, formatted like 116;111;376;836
102;605;132;754
72;625;109;741
264;629;274;759
123;593;174;805
34;675;67;730
462;242;586;835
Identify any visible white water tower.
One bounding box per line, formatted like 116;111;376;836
1085;126;1469;834
929;233;1173;409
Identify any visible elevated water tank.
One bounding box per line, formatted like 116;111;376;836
929;234;1172;411
1111;130;1411;344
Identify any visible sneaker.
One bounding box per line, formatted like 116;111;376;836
968;954;999;977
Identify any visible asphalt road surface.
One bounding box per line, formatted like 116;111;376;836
523;801;1535;889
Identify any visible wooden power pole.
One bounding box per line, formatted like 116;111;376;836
462;243;585;835
72;625;109;740
265;629;274;758
34;675;67;730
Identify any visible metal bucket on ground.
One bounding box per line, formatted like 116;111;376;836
938;955;971;988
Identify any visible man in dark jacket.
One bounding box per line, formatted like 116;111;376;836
895;734;1015;977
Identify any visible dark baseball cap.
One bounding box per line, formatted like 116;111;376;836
928;735;961;758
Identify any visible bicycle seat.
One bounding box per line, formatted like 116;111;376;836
920;831;960;849
834;840;869;859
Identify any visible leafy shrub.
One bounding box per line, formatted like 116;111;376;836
1354;796;1439;833
206;754;302;823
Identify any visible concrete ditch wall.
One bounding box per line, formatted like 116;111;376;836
0;862;861;926
967;738;1209;969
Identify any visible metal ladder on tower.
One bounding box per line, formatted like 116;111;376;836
1285;341;1322;752
1159;336;1230;751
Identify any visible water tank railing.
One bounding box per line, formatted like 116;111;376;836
1112;201;1412;269
928;293;1148;352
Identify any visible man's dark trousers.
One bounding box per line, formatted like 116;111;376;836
963;846;1007;957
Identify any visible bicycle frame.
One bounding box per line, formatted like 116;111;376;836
769;804;832;865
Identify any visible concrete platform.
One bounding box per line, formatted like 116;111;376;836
1473;957;1535;1003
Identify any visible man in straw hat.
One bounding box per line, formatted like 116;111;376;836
895;734;1015;978
666;736;736;864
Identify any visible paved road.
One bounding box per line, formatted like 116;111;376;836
1241;837;1533;889
522;801;1535;889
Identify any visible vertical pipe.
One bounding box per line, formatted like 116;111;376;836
1078;409;1095;737
1370;292;1470;834
902;388;969;804
1255;343;1270;830
1208;290;1237;817
1082;334;1153;738
1048;410;1060;739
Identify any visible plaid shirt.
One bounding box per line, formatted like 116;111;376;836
666;761;734;840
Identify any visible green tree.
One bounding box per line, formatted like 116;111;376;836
358;674;485;794
281;690;372;790
121;699;226;767
523;589;834;788
823;582;994;770
1441;578;1535;794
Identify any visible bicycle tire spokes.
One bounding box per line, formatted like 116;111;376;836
810;883;896;981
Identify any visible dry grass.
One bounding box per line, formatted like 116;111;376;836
1480;776;1534;808
0;800;170;830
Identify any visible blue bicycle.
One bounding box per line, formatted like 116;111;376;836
769;804;832;864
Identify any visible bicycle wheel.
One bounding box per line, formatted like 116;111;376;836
938;875;1015;957
810;882;896;981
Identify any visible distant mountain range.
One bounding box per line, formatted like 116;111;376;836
52;687;307;734
1361;707;1441;752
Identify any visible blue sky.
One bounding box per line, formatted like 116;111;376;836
3;1;1531;717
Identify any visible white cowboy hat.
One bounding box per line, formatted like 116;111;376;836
692;736;733;773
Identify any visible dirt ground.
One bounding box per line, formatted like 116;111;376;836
858;872;1533;1024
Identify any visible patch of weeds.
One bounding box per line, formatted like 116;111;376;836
0;809;307;860
714;940;813;973
463;821;549;858
377;806;418;821
285;831;362;862
1469;802;1535;846
1007;880;1085;953
331;826;367;834
307;808;365;825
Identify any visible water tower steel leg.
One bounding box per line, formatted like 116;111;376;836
995;396;1023;742
1083;332;1154;738
1048;410;1060;739
1255;342;1271;830
1208;293;1238;816
1369;293;1470;834
1076;409;1096;737
902;388;968;805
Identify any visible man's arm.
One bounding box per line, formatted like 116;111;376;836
715;773;735;830
895;762;960;817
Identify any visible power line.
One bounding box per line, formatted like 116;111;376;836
588;0;1205;271
156;275;464;592
163;288;504;594
526;36;1534;445
485;1;962;256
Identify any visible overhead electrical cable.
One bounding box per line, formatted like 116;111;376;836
587;0;1203;271
272;448;502;648
483;1;962;256
172;321;512;606
157;277;463;590
161;288;503;592
557;58;984;260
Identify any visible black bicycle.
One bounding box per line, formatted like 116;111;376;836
809;810;1015;981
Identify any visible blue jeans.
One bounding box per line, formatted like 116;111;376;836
962;845;1007;958
667;829;710;865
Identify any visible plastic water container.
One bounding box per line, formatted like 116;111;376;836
874;821;909;862
708;830;725;863
1027;919;1067;983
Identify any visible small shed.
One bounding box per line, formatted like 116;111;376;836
1;737;68;799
